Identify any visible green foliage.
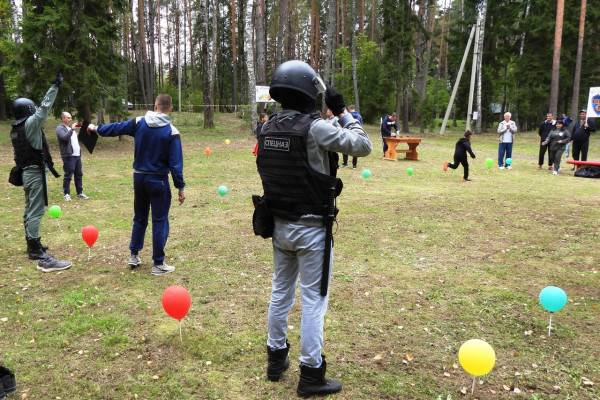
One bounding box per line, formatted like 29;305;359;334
334;46;353;104
356;36;390;123
18;0;127;119
421;77;450;131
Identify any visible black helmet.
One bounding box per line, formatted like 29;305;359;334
269;60;326;103
12;98;37;125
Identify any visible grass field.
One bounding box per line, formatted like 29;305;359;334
1;113;599;400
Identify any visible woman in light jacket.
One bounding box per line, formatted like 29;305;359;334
497;112;517;169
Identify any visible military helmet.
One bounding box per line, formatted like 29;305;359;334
12;98;37;125
269;60;326;103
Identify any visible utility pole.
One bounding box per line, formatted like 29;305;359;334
440;25;475;135
466;15;481;131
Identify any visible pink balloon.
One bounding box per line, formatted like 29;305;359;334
81;225;99;248
162;285;191;321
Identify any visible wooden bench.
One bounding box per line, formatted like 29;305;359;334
383;136;422;161
566;160;600;170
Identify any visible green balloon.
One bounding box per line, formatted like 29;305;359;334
361;168;372;179
485;158;494;169
48;205;62;219
217;185;229;197
406;167;414;176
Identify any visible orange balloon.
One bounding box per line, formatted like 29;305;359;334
203;147;212;156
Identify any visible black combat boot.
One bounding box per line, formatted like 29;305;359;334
267;341;290;381
297;356;342;398
0;366;15;395
26;237;46;260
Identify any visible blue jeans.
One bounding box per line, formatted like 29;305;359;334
498;142;513;167
130;173;171;265
62;156;83;195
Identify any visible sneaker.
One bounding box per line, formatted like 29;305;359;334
37;254;72;272
443;162;449;172
548;166;553;170
463;178;472;182
340;164;348;168
352;166;356;170
538;165;542;169
151;263;175;276
552;171;558;175
499;166;505;170
128;254;142;268
64;194;72;201
507;166;512;170
77;193;89;200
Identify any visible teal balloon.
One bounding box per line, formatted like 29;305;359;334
539;286;567;313
361;168;372;179
485;158;494;169
48;205;62;219
217;185;229;197
406;167;414;176
506;158;512;166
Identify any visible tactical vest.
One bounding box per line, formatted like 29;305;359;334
10;121;46;168
257;112;342;221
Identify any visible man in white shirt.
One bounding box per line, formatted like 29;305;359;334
56;112;89;201
497;112;517;169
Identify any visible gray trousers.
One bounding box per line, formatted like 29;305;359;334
22;166;46;239
267;217;333;368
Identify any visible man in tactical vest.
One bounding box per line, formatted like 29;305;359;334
255;60;372;397
10;72;72;272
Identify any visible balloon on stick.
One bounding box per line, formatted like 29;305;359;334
162;285;192;343
217;185;229;197
485;158;494;169
406;167;414;176
506;158;512;166
539;286;567;336
81;225;99;260
361;168;372;179
203;147;212;157
458;339;496;394
48;205;62;219
224;139;231;145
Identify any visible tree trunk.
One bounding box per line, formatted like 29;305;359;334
0;62;6;120
201;0;215;128
245;0;257;133
138;0;151;106
157;0;163;87
570;0;586;118
324;0;337;86
414;0;436;133
230;0;238;105
286;1;297;59
475;0;487;133
276;0;288;66
549;0;564;115
185;0;195;88
166;1;172;83
358;0;364;33
148;0;156;101
438;9;448;81
369;0;375;41
255;0;267;84
309;0;320;69
519;0;530;56
351;0;359;110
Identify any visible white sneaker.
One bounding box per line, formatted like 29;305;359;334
64;194;72;201
151;263;175;276
499;166;505;170
128;254;142;268
552;171;558;175
507;166;512;170
77;193;90;200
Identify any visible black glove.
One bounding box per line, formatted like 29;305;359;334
52;71;64;87
325;87;346;116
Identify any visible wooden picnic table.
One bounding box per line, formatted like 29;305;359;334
383;136;422;161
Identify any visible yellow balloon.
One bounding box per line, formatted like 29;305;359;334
224;139;231;145
458;339;496;377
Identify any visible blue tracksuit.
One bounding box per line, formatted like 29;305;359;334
97;111;185;265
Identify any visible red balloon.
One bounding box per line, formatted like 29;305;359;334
162;285;191;321
81;225;99;248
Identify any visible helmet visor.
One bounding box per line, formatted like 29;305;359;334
313;75;326;95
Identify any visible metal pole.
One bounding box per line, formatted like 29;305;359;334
466;16;481;131
178;1;182;113
440;25;476;135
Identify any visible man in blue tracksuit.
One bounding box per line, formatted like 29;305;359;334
88;94;185;276
380;113;398;156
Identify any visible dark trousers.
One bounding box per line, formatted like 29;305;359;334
130;173;172;265
572;140;589;161
548;145;566;172
448;156;469;180
538;143;552;166
498;142;513;167
382;135;389;155
62;156;83;195
342;154;357;167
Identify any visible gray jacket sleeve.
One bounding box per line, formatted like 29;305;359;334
309;113;372;157
56;124;73;142
24;84;59;150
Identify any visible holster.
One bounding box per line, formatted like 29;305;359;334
8;166;23;186
252;195;274;239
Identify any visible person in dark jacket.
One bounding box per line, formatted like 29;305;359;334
10;73;72;272
541;118;570;175
380;113;398;156
56;112;89;201
444;130;476;181
88;94;185;276
571;110;596;162
255;113;268;137
341;105;363;168
538;112;555;169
